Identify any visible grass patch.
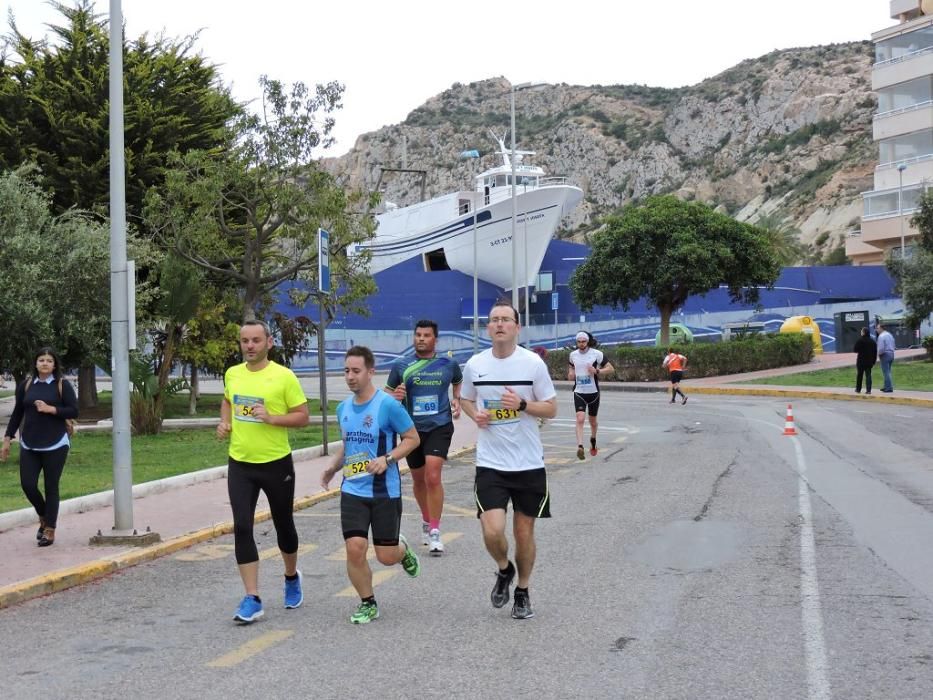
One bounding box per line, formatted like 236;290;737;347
76;393;336;423
736;359;933;390
0;424;325;514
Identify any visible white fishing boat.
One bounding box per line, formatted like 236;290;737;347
353;137;583;290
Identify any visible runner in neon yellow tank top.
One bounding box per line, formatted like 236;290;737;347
217;320;310;624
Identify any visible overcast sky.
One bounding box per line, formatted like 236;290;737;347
3;1;893;155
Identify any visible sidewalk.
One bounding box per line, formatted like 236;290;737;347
1;352;930;609
559;348;933;408
0;417;478;609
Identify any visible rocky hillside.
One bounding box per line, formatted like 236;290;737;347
326;41;876;263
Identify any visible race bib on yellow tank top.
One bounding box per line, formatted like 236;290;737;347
232;395;264;422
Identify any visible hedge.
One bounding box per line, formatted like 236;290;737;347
543;334;814;382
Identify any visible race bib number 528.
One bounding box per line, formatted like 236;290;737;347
342;452;372;480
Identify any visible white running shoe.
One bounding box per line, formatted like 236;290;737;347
428;528;444;556
421;521;430;546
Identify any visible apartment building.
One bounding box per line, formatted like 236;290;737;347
849;0;933;265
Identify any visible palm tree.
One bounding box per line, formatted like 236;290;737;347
753;212;804;266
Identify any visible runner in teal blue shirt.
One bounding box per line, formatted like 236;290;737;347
386;319;462;555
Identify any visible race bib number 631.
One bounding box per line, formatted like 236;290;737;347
485;399;519;424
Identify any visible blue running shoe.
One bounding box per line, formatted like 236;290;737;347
233;595;263;624
284;570;303;609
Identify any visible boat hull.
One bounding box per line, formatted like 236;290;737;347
360;185;583;290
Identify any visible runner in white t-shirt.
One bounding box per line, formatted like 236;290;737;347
567;331;614;460
461;301;557;620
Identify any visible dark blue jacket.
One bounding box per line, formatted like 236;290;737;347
5;377;79;449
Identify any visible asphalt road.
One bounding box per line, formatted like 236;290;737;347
3;393;933;699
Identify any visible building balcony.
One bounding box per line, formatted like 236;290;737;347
860;211;919;247
845;230;884;265
890;0;925;21
874;155;933;189
874;101;933;139
874;50;933;90
862;181;926;218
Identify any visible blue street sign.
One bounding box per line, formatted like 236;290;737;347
318;228;330;294
551;291;559;311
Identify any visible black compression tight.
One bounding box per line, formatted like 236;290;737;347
227;454;299;564
20;446;69;528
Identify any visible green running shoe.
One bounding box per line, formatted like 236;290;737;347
399;533;421;577
349;600;379;624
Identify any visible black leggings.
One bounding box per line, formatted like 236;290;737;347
20;446;69;528
227;454;299;564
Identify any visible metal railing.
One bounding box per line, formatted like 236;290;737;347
874;99;933;120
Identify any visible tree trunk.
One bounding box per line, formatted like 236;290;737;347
78;363;98;410
658;304;673;347
188;364;199;416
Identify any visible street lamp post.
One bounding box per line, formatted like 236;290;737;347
898;162;908;259
509;81;546;332
510;86;519;317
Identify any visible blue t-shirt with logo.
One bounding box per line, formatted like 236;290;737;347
337;390;414;499
386;355;463;432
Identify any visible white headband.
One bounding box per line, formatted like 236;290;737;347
575;332;589;342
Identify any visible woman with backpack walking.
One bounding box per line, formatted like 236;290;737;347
1;347;79;546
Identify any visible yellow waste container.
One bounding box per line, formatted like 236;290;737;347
779;315;823;354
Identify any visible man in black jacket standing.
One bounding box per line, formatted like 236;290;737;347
853;327;877;395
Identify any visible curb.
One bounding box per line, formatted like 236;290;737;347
553;380;933;407
0;442;478;610
683;385;933;407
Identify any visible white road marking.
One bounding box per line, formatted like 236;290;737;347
792;438;832;700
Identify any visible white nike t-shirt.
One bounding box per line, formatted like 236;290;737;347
461;346;556;472
568;347;606;395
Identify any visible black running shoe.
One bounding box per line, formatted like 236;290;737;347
682;396;688;405
511;589;535;619
491;562;515;608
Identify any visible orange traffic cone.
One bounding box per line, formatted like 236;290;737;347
783;404;797;436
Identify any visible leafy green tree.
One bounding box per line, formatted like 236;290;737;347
0;167;154;399
0;0;239;221
174;288;241;415
570;195;781;345
753;211;804;266
887;193;933;327
145;76;377;322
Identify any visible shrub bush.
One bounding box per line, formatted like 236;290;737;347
544;334;813;382
923;335;933;360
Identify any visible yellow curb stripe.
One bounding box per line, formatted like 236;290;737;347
686;386;933;408
0;442;479;611
206;629;294;668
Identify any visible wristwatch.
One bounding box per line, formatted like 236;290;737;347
385;453;396;466
518;399;528;412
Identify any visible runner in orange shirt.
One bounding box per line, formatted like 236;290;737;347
661;348;688;405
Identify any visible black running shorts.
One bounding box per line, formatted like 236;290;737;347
573;391;600;416
341;492;402;546
670;370;684;383
474;466;551;519
406;421;455;469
